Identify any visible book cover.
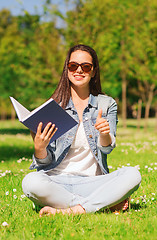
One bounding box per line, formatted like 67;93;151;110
10;97;78;142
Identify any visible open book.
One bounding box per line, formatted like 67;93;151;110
10;97;78;142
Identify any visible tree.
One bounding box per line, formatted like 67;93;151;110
62;0;141;127
0;9;65;119
129;0;157;130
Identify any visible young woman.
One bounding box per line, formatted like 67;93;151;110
22;44;141;216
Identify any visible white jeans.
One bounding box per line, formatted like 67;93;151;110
22;167;141;212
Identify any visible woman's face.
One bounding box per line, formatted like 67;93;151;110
68;50;95;91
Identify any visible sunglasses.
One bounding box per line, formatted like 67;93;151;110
67;62;93;73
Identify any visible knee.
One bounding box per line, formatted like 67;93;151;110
126;167;142;188
22;172;41;197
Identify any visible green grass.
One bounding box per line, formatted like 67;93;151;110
0;119;157;240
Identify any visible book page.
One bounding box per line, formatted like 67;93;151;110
10;97;30;121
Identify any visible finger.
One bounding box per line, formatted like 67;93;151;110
37;122;43;135
97;109;103;119
97;126;110;132
49;127;58;139
42;122;53;136
98;126;110;134
100;130;110;135
47;125;58;139
95;119;108;128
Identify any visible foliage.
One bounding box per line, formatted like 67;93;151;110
0;0;157;119
0;9;65;114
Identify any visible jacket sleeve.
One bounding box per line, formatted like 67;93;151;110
29;142;56;170
97;97;118;154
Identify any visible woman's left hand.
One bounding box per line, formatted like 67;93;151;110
95;109;111;146
95;109;110;135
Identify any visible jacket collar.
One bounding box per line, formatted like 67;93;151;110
88;94;97;108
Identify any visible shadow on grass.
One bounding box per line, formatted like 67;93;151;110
96;202;147;215
0;145;33;161
0;128;30;135
130;203;147;210
126;125;144;129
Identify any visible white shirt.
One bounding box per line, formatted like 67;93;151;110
50;122;102;176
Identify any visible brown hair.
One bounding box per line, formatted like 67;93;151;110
51;44;103;108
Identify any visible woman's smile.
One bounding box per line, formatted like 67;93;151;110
73;74;85;80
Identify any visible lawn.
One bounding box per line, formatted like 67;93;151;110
0;119;157;240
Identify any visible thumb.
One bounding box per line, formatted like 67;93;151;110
97;109;103;119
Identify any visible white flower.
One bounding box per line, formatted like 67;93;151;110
151;198;155;201
135;165;140;170
13;195;17;199
114;211;120;215
108;166;113;169
2;222;8;227
145;165;148;168
131;199;134;202
5;191;9;195
148;167;153;172
136;200;139;204
151;193;155;196
21;195;25;198
13;189;17;192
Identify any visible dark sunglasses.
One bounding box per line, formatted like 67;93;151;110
67;61;93;73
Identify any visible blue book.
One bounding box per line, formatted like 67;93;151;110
10;97;78;142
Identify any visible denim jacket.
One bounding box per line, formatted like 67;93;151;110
29;94;118;174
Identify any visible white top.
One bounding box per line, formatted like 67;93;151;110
50;122;102;176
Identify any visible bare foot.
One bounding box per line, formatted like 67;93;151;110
39;204;86;217
109;198;129;212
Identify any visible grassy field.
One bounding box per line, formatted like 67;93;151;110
0;119;157;240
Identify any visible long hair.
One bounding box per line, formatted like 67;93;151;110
51;44;103;108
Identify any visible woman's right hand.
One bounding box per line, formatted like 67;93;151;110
32;122;57;159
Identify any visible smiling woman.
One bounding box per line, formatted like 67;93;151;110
22;44;141;216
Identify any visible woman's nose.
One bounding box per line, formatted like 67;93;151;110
76;66;83;73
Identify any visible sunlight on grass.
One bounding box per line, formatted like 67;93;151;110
0;119;157;239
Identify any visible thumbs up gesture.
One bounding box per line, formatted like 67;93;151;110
95;109;110;135
95;109;111;146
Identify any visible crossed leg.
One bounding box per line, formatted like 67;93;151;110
39;198;129;216
22;167;141;217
